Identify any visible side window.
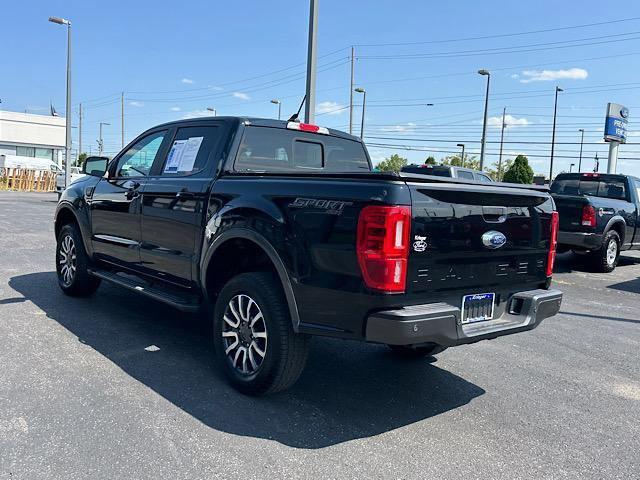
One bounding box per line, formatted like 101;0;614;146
117;131;167;177
634;179;640;202
475;173;493;183
161;126;221;176
457;170;474;180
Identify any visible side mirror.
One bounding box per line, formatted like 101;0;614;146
82;156;109;177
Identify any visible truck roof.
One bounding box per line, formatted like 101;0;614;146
151;116;363;143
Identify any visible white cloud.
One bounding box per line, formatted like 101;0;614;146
181;78;194;84
129;101;144;107
518;68;588;83
232;92;251;101
170;106;181;112
316;101;347;115
380;122;418;133
181;109;213;119
208;85;223;91
510;74;520;80
487;114;530;128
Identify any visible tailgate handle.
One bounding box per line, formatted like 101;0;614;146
482;206;507;223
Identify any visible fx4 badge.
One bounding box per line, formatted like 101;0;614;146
290;197;353;215
413;235;428;252
482;230;507;249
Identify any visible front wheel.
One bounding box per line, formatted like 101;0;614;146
213;272;309;395
590;230;620;273
56;223;101;296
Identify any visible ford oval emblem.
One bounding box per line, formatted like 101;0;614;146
482;230;507;249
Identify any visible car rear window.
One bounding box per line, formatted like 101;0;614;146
234;126;370;173
551;177;627;200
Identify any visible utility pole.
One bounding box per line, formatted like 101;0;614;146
498;107;506;181
549;86;563;181
594;153;599;173
349;46;355;135
78;102;82;159
478;69;490;170
457;143;465;167
304;0;318;123
121;92;125;149
98;122;110;156
578;128;585;172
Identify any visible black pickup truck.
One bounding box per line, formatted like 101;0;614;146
54;117;562;395
551;172;640;272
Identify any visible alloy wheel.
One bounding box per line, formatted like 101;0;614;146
606;239;618;266
59;235;77;286
222;294;268;375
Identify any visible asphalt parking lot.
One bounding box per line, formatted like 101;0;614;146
1;191;639;479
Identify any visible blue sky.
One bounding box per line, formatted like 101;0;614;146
3;0;640;176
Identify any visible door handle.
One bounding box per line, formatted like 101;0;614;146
175;190;195;199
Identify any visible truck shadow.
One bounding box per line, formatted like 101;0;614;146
9;272;485;449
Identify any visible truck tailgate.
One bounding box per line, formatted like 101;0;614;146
552;194;590;232
405;181;554;295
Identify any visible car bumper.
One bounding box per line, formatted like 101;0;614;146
558;231;602;250
365;289;562;347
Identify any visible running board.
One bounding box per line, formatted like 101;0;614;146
88;269;201;312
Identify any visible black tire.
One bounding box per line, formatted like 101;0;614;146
213;272;309;395
56;223;101;296
387;343;447;358
590;230;620;273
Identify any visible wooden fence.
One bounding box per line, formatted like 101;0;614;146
0;168;57;192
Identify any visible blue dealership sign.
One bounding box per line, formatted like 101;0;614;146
604;103;629;144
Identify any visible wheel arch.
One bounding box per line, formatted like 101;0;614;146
604;216;626;244
201;229;301;331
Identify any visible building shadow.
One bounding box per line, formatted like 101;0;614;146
608;277;640;294
554;251;640;274
9;271;484;449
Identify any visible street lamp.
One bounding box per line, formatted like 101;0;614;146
49;15;72;187
478;69;490;171
270;99;282;120
206;107;216;116
570;163;575;173
355;88;366;140
549;85;563;180
98;122;110;156
578;128;585;172
457;143;465;167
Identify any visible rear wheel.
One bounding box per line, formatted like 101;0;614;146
213;272;309;395
387;343;447;358
590;230;620;273
56;223;101;296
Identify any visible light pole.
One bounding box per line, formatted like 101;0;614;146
570;163;575;173
304;0;318;123
98;122;110;156
478;69;490;171
206;107;216;116
270;99;282;120
49;15;72;187
498;107;507;181
457;143;465;167
549;85;563;180
578;128;585;172
354;88;366;140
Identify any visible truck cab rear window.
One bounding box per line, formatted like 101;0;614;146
234;126;370;173
551;177;627;200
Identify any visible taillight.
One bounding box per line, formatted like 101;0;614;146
357;205;411;293
546;211;559;277
581;205;596;227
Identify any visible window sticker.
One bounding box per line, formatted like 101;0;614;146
164;136;204;173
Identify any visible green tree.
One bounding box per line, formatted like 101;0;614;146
442;155;480;170
486;158;514;181
377;153;407;173
502;155;534;184
75;152;88;167
424;156;436;165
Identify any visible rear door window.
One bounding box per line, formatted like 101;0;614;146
235;126;370;172
160;126;221;176
457;170;475;180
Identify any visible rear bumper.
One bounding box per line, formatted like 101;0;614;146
558;231;602;250
365;289;562;347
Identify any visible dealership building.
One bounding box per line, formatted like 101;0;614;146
0;110;66;166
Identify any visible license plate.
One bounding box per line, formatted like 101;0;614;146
461;293;495;324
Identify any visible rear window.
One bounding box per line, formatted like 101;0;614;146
234;126;370;173
401;166;451;177
551;176;627;200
